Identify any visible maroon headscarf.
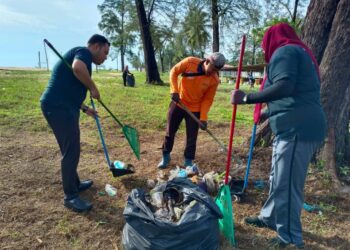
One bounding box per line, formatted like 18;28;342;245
261;23;320;77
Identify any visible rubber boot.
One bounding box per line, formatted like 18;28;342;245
184;158;193;167
157;153;171;169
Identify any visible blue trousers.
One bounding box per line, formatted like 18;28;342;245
258;136;320;246
41;103;81;200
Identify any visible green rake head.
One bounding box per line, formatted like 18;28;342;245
215;185;235;246
122;125;140;160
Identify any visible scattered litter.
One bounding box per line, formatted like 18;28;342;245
36;237;43;244
98;191;106;196
169;166;185;179
191;175;199;184
157;170;167;184
185;164;199;176
254;180;265;190
146;179;156;189
203;171;227;195
303;202;322;215
94;220;108;229
174;207;183;220
113;160;134;170
178;168;187;178
105;184;117;196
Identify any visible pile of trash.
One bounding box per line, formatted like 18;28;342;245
148;164;231;198
122;178;223;250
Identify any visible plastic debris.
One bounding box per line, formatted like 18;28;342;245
98;191;106;196
105;184;117;196
303;202;322;215
254;180;265;190
147;179;156;189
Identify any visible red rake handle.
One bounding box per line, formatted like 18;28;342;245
225;35;246;184
253;73;267;124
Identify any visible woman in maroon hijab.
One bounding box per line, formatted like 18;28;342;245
231;23;326;248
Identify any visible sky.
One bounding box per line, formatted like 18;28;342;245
0;0;118;69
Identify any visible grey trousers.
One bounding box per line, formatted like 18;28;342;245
258;136;320;246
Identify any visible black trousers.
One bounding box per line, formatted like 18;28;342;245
162;102;200;160
122;73;127;86
41;103;81;200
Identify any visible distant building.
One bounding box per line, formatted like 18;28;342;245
220;64;266;85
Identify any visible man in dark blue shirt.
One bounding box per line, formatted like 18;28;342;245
41;34;110;213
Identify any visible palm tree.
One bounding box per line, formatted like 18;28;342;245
182;6;210;57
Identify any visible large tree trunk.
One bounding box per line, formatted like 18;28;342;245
301;0;340;63
212;0;219;52
135;0;162;84
303;0;350;192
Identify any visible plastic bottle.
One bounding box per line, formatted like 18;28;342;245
105;184;117;196
177;169;187;178
113;160;126;169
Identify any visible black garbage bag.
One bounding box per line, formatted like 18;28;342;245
122;178;223;250
126;74;135;87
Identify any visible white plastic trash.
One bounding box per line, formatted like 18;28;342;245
105;184;117;196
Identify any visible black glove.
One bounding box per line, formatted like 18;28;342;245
200;120;207;130
171;93;180;103
231;90;247;104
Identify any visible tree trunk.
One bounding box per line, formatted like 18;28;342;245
120;45;125;71
121;11;125;71
160;50;165;73
248;120;273;147
212;0;219;52
135;0;162;84
292;0;299;24
301;0;340;63
251;41;256;65
303;0;350;191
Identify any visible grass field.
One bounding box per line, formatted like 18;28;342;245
0;69;349;249
0;69;254;133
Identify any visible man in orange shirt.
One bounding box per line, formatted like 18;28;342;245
158;52;226;168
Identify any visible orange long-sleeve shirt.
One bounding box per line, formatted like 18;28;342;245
170;57;219;121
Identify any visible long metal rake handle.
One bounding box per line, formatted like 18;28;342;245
242;124;257;192
176;101;227;151
225;35;246;184
98;99;124;128
91;98;111;167
44;39;73;71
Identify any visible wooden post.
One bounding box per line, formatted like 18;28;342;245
43;42;49;71
38;51;41;68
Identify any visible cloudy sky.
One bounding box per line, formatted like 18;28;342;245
0;0;118;69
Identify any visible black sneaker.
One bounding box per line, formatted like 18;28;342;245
64;196;92;213
244;217;274;230
267;237;289;249
78;179;93;192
